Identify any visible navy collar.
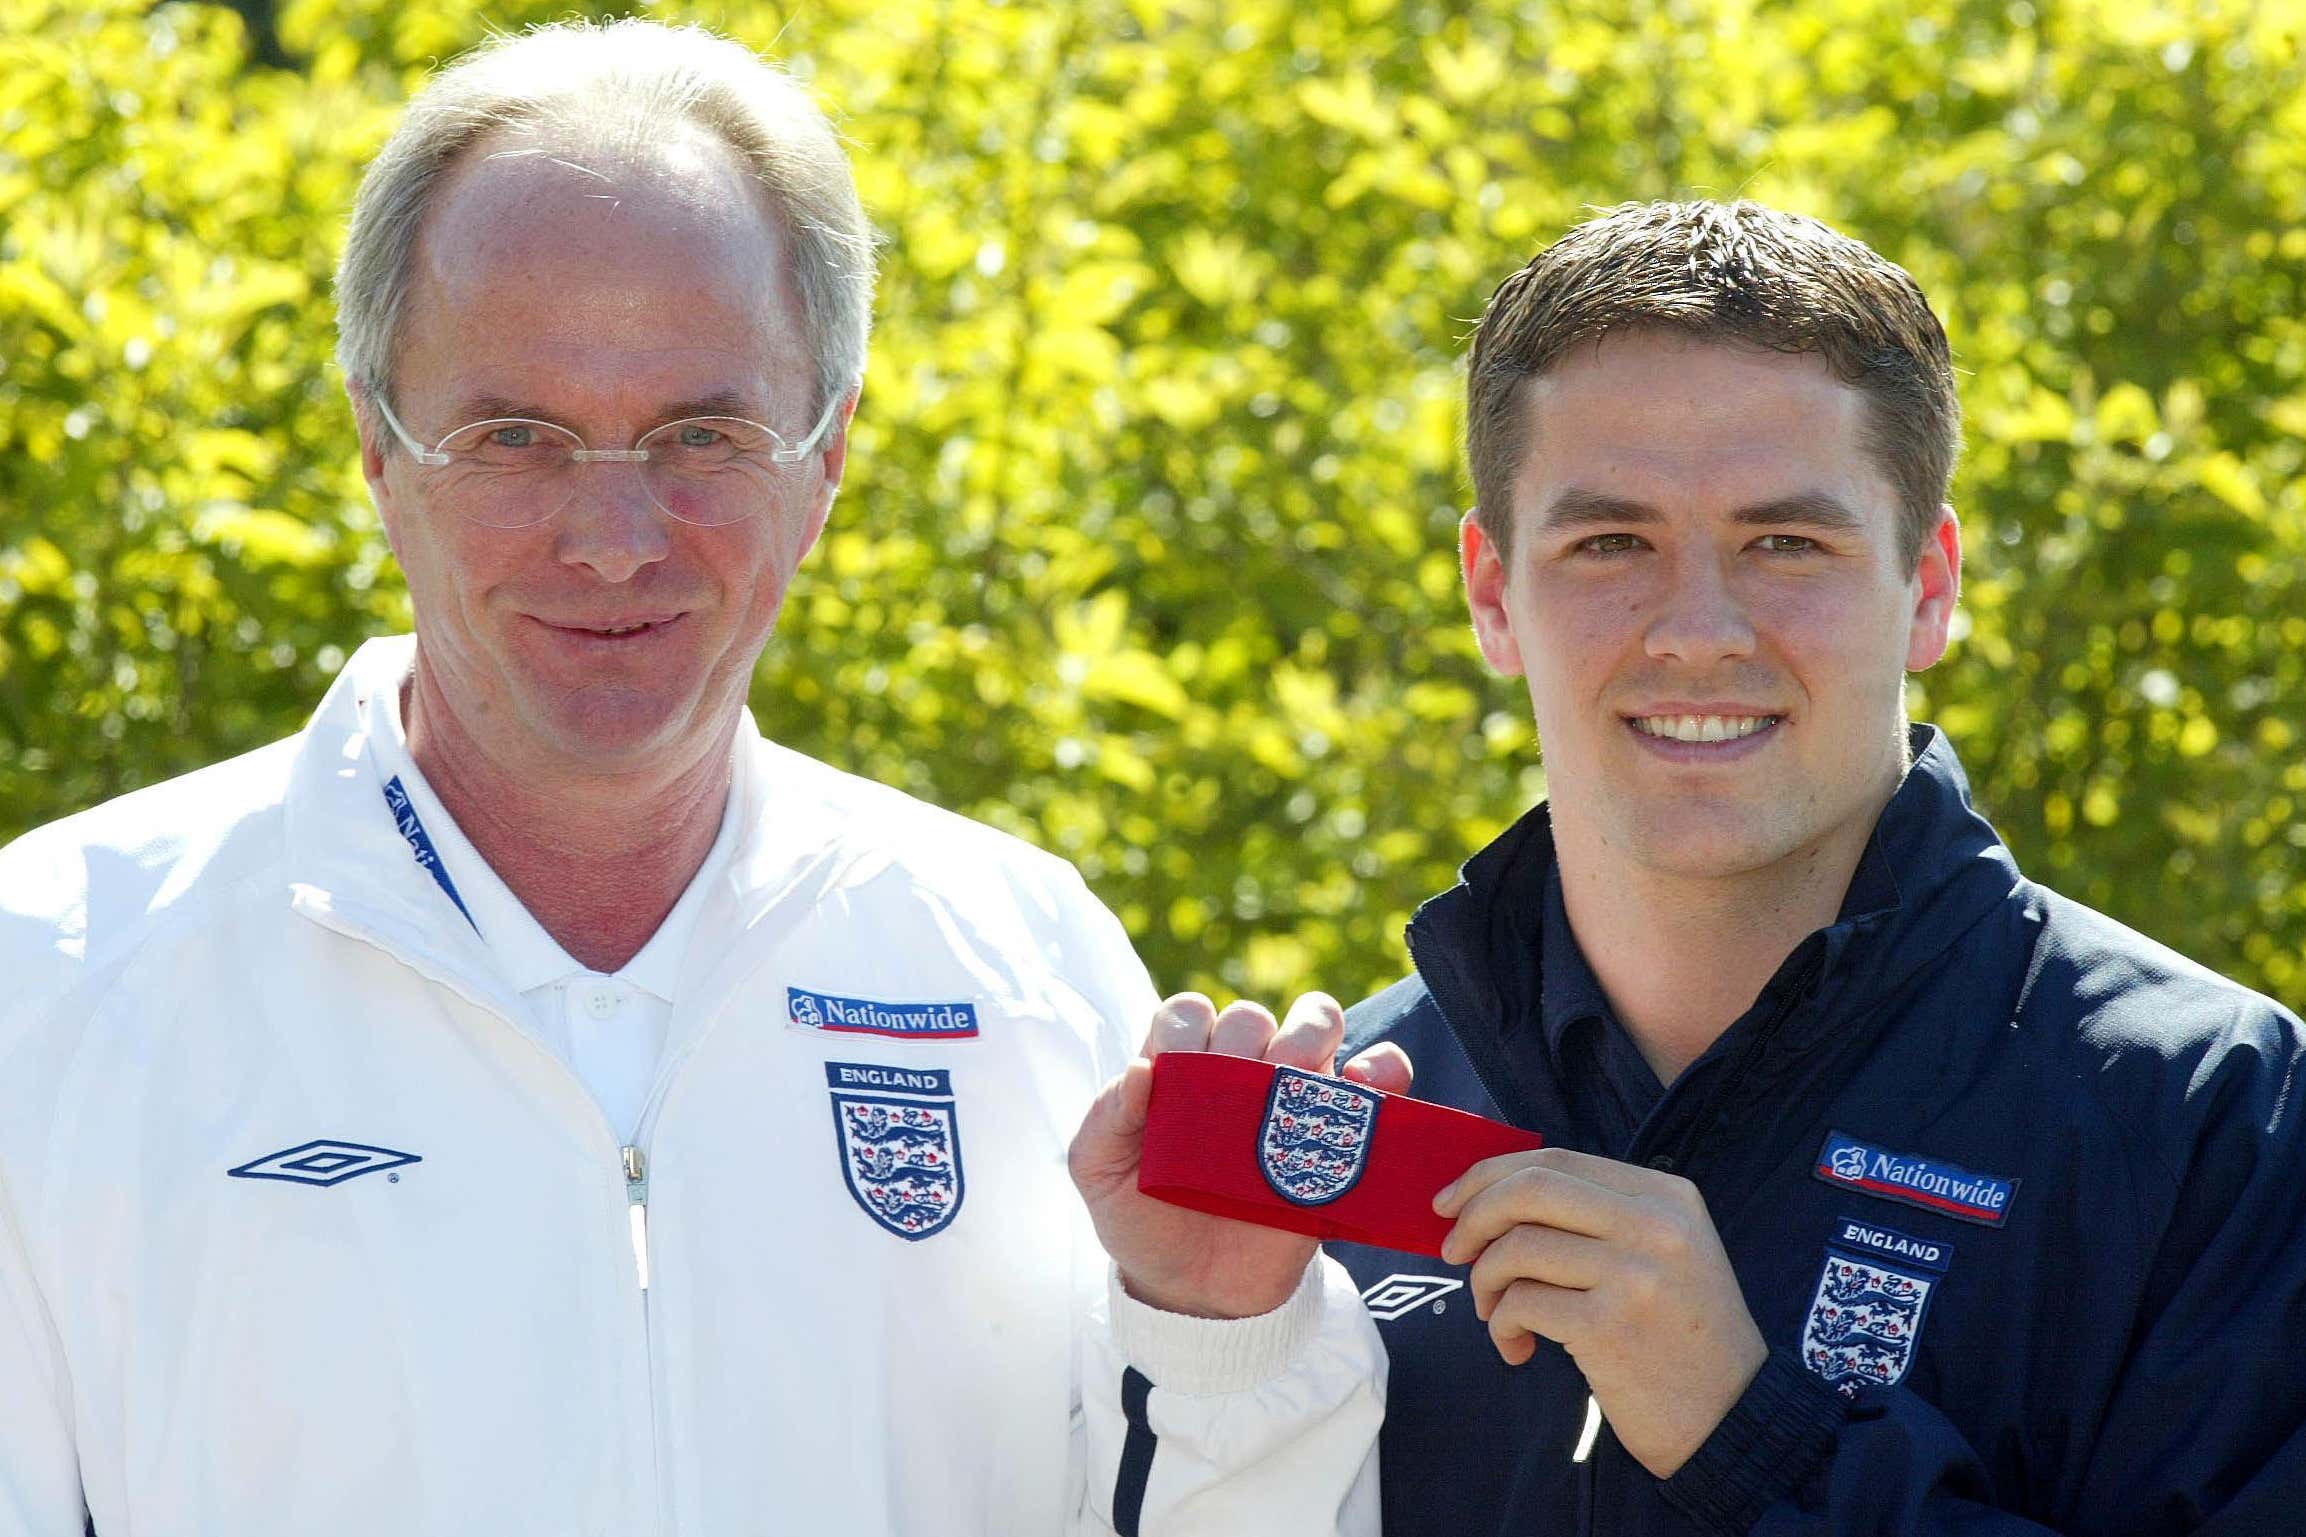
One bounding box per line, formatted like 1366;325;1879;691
1412;723;2021;1062
1537;858;1610;1067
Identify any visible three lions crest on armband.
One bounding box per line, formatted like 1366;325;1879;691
1257;1067;1381;1206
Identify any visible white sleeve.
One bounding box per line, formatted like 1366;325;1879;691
1071;1256;1383;1535
1042;867;1384;1536
0;1165;82;1536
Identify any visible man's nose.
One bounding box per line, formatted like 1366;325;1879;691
553;464;672;582
1643;554;1757;664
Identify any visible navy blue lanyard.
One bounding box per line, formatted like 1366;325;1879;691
381;775;479;933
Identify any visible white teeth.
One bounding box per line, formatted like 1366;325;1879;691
1633;714;1777;743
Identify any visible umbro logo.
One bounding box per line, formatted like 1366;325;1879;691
1359;1272;1465;1321
227;1140;421;1188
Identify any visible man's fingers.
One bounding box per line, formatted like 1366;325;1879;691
1067;1059;1154;1193
1436;1145;1669;1218
1485;1276;1591;1367
1263;992;1344;1070
1439;1162;1642;1265
1209;999;1279;1058
1142;992;1217;1058
1466;1222;1610;1318
1435;1149;1547;1216
1512;1145;1684;1199
1339;1042;1413;1095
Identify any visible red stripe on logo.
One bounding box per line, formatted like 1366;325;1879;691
1815;1166;2001;1221
816;1021;980;1038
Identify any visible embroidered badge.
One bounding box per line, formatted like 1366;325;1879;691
1257;1067;1381;1207
1800;1216;1951;1395
789;987;980;1040
228;1140;421;1188
1812;1130;2017;1227
825;1062;965;1240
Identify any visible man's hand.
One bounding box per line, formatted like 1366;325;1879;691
1436;1147;1766;1479
1070;992;1413;1320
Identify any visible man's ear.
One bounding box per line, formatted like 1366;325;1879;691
1905;504;1962;672
797;384;861;556
343;377;407;556
345;379;379;474
1461;510;1527;678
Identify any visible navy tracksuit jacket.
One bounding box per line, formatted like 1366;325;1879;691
1331;727;2306;1534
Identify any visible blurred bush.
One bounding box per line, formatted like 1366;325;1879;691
3;0;2301;1011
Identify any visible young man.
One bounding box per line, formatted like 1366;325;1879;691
0;22;1382;1534
1320;200;2306;1533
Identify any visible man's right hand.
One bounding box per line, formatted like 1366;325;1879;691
1070;992;1413;1320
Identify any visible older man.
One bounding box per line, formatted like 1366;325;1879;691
0;22;1380;1535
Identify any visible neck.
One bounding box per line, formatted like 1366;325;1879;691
402;669;733;974
1552;812;1879;1087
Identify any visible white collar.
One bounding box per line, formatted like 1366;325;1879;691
357;648;743;1003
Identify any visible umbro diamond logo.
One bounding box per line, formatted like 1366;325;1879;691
227;1140;421;1188
1359;1273;1465;1321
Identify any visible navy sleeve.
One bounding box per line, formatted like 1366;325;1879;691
1663;1356;2040;1534
1665;1003;2306;1536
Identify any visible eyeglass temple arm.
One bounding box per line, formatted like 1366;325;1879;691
775;381;859;463
370;391;450;467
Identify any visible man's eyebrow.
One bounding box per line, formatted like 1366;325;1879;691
447;394;559;425
1731;492;1867;531
1533;487;1869;532
442;390;767;431
1535;488;1664;529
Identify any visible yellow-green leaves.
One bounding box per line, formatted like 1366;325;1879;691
5;0;2304;1010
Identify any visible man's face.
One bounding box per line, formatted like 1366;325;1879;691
1463;332;1960;884
358;132;846;780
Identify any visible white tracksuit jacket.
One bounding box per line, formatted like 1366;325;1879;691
0;638;1383;1535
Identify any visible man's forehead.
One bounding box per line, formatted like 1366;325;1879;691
416;129;781;295
1512;334;1890;516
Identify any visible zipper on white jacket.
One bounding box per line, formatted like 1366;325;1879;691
622;1145;651;1291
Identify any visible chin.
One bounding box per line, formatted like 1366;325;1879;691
530;689;703;770
1608;805;1817;882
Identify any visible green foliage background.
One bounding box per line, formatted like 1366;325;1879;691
4;0;2302;1013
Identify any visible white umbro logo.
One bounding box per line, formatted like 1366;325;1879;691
1359;1272;1465;1320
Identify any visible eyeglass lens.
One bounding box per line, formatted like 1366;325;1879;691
433;418;793;528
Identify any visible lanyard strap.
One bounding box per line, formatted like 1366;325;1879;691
381;775;479;933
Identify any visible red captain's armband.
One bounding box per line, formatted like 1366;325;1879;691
1137;1051;1543;1259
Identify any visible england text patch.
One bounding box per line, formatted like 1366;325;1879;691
788;986;979;1040
1812;1130;2017;1227
1800;1216;1950;1395
825;1062;965;1240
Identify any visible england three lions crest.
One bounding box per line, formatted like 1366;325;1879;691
825;1062;964;1241
1800;1217;1952;1396
1258;1067;1381;1207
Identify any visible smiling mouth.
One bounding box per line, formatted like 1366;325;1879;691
545;616;681;639
1628;713;1782;743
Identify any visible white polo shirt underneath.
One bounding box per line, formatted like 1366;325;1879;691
361;673;740;1142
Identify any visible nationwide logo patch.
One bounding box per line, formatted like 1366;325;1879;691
789;986;979;1040
1258;1068;1380;1207
1812;1130;2017;1227
227;1140;420;1188
1801;1215;1950;1396
826;1062;965;1240
1359;1273;1465;1321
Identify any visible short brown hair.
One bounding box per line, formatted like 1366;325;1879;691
1466;200;1960;566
